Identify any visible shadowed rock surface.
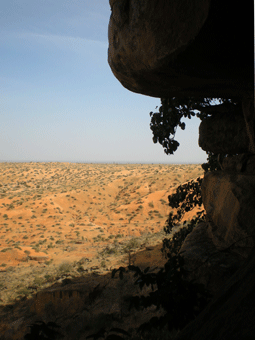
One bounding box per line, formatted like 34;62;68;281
202;171;255;258
108;0;254;339
175;248;255;340
222;154;255;174
108;0;253;98
198;112;250;154
179;222;245;295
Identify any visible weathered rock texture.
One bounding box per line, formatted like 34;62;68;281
175;247;255;340
202;171;255;258
1;272;165;340
221;154;255;174
198;112;250;154
108;0;253;98
178;153;255;338
108;0;254;338
180;222;244;295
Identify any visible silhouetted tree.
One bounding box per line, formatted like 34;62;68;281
149;97;241;155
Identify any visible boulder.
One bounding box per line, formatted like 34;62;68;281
180;222;244;295
175;247;255;340
221;154;255;174
108;0;253;98
198;112;249;154
201;171;255;258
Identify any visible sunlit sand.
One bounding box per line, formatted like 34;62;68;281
0;162;203;305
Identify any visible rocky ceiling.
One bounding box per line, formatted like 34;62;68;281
108;0;253;99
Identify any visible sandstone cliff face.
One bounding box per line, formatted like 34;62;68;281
202;171;255;258
108;0;254;339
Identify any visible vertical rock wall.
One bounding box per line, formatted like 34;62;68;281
108;0;254;338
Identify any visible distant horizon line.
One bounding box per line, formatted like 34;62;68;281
0;160;203;165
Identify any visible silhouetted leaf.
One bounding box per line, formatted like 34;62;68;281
144;266;150;274
111;269;118;278
128;265;141;275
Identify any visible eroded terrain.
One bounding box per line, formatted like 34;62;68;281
0;162;203;305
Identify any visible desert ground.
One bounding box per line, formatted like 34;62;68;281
0;162;203;338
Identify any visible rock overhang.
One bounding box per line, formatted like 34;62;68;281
108;0;253;99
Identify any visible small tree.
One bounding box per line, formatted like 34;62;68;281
150;96;242;234
149;96;241;156
114;97;241;335
105;97;242;338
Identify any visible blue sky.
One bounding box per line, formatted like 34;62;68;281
0;0;208;164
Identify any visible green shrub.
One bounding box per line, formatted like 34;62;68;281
123;238;140;253
1;247;12;252
100;260;107;268
58;261;73;274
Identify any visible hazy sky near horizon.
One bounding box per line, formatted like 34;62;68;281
1;0;208;164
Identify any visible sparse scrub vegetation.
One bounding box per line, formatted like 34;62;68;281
58;261;73;274
0;160;204;337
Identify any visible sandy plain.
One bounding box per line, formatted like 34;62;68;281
0;162;203;306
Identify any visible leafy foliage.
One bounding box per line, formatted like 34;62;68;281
107;96;238;337
25;97;240;339
111;266;127;280
201;152;221;172
106;176;212;338
111;236;212;336
165;177;204;234
150;97;241;155
106;97;239;337
108;173;215;337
